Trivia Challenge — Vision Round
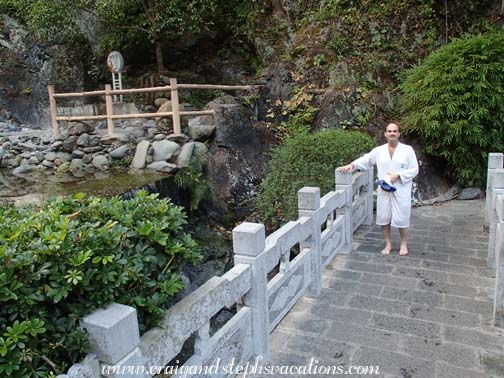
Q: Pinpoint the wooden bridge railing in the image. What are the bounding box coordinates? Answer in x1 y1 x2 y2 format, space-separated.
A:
47 79 253 138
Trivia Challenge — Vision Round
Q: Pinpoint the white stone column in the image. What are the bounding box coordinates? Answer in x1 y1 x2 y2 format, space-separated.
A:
233 222 270 361
363 168 374 226
81 303 147 378
335 169 353 254
488 169 504 270
486 153 504 228
494 210 504 327
298 187 322 298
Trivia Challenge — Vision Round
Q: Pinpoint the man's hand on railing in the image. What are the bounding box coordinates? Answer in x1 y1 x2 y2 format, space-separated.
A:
338 163 354 173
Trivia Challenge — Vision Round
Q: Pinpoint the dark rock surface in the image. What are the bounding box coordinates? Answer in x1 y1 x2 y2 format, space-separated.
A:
0 15 86 128
203 96 277 225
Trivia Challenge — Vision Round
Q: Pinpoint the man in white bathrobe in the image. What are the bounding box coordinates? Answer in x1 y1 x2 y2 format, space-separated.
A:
338 123 419 256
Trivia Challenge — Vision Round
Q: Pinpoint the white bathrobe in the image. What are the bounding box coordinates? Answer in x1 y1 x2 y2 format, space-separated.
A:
352 142 419 228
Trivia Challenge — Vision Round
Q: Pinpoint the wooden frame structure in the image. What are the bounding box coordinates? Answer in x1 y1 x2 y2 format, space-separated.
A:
47 78 252 137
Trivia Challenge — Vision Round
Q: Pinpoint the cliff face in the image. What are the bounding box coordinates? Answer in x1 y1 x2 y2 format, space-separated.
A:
0 15 86 129
247 0 501 133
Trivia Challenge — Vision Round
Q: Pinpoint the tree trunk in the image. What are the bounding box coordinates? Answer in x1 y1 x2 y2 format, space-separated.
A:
155 39 164 74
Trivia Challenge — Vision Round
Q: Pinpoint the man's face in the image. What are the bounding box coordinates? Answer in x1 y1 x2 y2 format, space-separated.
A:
384 123 400 142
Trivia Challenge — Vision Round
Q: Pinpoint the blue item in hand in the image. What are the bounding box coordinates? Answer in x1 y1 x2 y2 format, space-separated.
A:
377 180 397 192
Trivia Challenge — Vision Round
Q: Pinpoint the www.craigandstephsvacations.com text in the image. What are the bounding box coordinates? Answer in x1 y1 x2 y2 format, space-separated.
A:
101 356 380 377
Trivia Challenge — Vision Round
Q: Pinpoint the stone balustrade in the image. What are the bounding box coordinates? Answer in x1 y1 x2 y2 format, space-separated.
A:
486 152 504 327
57 167 374 378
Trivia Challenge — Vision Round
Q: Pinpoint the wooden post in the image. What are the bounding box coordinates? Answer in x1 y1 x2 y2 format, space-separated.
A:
105 84 114 135
47 85 60 138
170 78 181 135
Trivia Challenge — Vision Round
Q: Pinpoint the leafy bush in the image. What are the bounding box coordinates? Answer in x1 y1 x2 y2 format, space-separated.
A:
257 129 375 221
400 31 504 187
0 191 201 377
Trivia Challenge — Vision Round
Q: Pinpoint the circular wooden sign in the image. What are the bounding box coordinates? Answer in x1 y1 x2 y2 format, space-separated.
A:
107 51 124 73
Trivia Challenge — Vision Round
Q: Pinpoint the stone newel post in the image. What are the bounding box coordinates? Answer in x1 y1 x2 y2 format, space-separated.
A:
80 303 147 378
488 169 504 270
335 170 353 254
233 223 270 361
486 153 504 228
298 187 322 298
494 203 504 327
363 169 374 226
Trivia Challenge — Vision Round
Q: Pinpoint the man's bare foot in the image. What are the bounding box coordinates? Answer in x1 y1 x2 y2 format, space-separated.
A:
399 246 409 256
381 245 392 256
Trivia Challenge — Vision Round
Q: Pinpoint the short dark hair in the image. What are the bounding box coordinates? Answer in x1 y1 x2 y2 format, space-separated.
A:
385 122 401 132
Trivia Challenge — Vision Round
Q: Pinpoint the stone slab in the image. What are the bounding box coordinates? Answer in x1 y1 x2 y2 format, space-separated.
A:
371 313 441 339
352 346 435 378
443 326 504 352
409 304 480 328
381 287 444 306
325 321 402 352
347 295 410 316
401 335 479 369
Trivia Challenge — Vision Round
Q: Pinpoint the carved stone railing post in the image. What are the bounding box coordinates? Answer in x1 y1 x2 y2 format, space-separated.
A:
486 153 504 228
488 169 504 270
493 195 504 327
233 223 269 361
363 169 374 226
335 170 353 254
298 187 322 298
80 303 147 378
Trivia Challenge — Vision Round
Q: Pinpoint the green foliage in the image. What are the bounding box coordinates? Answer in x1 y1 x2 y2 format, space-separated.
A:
174 158 214 213
305 0 439 78
0 0 220 69
266 86 316 138
257 129 375 222
400 31 504 187
179 89 226 109
0 191 201 377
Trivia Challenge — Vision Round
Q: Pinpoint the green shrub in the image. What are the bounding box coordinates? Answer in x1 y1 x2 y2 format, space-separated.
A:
0 191 201 377
400 31 504 187
257 129 375 221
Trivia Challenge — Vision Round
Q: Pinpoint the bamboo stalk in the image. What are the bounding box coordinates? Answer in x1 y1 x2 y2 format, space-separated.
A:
110 110 215 119
177 84 253 90
170 78 181 135
47 85 60 137
55 110 215 122
105 84 114 134
53 90 106 98
51 84 253 99
56 115 108 121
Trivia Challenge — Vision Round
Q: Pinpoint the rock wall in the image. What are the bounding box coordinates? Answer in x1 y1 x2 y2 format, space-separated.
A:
0 15 86 129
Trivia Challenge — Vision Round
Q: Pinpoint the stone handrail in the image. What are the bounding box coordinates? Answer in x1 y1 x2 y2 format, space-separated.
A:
57 167 373 378
486 152 504 327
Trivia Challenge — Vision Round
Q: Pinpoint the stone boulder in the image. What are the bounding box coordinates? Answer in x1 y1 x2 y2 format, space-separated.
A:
68 122 95 136
100 133 130 145
152 140 180 161
109 145 130 159
92 155 109 170
188 116 216 142
177 142 195 168
146 161 179 173
131 140 150 169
